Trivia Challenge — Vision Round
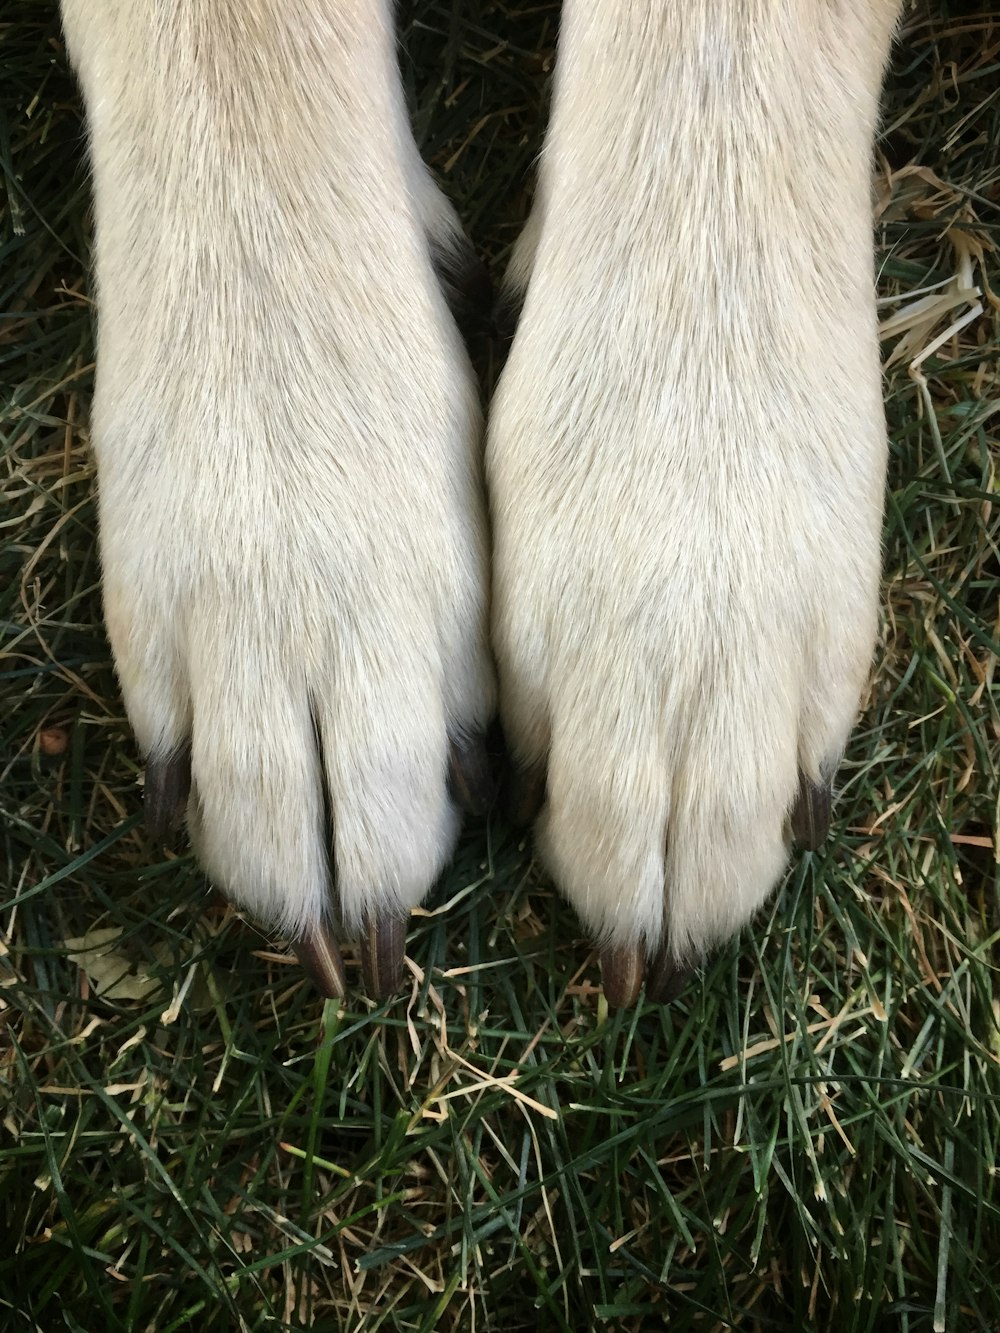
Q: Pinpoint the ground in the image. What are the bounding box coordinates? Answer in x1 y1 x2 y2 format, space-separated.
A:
1 2 999 1329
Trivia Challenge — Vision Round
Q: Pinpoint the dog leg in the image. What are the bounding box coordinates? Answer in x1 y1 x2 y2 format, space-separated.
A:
488 0 902 1001
62 0 495 998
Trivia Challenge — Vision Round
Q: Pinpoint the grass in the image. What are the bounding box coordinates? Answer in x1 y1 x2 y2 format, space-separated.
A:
2 1 999 1329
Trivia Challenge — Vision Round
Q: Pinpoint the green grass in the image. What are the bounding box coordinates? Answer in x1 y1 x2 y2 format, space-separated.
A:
2 1 999 1329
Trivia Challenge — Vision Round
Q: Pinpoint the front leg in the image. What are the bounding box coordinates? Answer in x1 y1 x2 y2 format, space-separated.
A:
489 0 902 1005
62 0 495 998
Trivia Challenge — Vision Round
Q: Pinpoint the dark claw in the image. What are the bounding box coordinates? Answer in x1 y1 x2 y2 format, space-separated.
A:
791 774 832 851
145 747 192 841
600 943 645 1010
360 912 407 1002
502 760 547 829
448 734 497 817
646 949 693 1005
294 924 347 1000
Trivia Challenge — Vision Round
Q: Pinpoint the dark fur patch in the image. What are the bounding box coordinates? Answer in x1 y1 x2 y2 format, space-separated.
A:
430 235 494 352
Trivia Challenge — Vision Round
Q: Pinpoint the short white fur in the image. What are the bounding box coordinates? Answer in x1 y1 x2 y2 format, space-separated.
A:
488 0 902 962
63 0 902 977
61 0 495 937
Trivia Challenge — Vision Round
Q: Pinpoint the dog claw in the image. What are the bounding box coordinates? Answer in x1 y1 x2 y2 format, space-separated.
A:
600 942 646 1009
360 912 407 1002
145 747 192 841
791 774 832 852
294 924 347 1000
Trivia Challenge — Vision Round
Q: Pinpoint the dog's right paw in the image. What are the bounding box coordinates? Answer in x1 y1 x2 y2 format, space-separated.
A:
487 0 898 1005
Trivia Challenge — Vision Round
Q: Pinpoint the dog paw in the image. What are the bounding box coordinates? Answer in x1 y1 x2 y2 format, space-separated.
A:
487 0 893 1003
68 2 495 998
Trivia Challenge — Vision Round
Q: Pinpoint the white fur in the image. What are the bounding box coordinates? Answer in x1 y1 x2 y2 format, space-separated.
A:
61 0 495 937
488 0 902 962
64 0 903 976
